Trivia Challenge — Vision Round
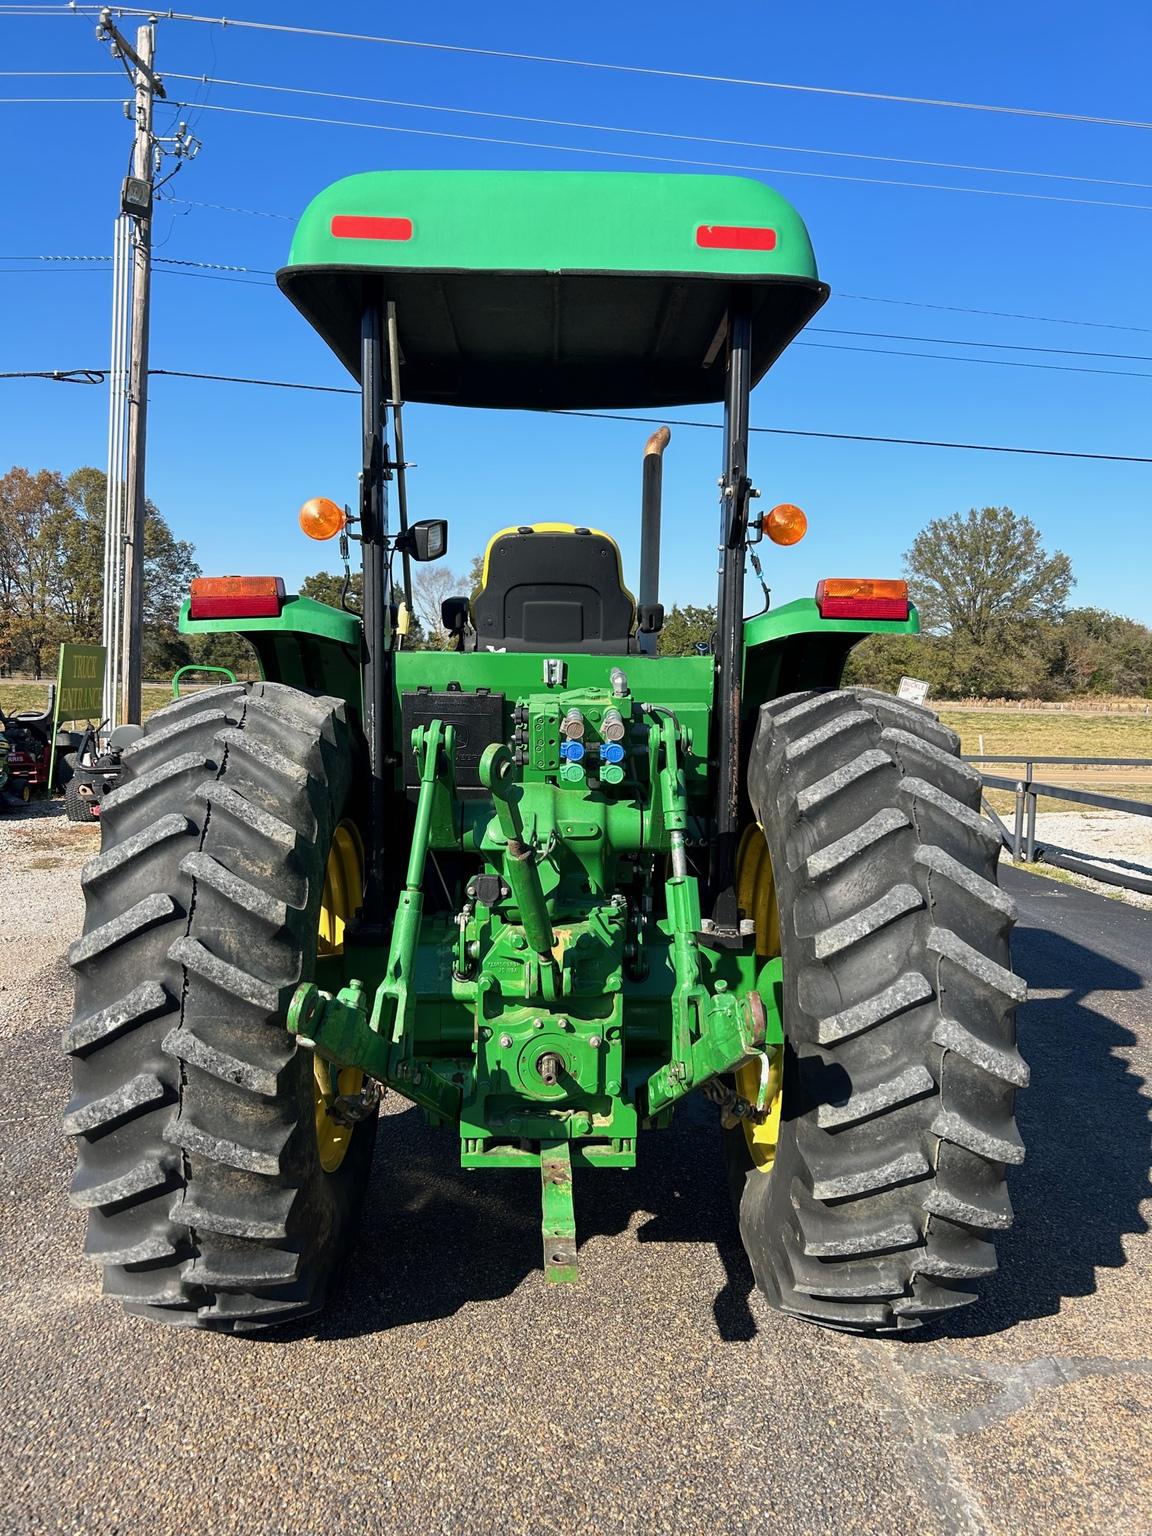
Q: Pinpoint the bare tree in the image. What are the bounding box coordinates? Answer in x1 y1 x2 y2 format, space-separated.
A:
411 564 465 647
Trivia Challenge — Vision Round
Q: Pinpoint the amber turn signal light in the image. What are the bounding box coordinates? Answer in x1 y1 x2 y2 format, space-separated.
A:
299 497 347 541
815 578 909 621
762 503 808 545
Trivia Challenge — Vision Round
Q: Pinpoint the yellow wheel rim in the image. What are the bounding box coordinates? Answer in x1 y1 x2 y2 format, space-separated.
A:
734 824 785 1174
313 822 366 1174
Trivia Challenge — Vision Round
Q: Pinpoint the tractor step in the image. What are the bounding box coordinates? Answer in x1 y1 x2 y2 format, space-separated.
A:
540 1140 579 1285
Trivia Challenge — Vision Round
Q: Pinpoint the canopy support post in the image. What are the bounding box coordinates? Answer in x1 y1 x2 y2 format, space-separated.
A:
358 303 391 931
385 301 414 617
708 299 754 939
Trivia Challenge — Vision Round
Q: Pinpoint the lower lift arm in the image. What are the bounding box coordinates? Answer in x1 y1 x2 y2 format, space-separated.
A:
288 719 462 1121
642 705 767 1115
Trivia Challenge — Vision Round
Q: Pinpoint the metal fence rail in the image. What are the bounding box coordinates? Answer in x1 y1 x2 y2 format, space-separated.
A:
964 755 1152 895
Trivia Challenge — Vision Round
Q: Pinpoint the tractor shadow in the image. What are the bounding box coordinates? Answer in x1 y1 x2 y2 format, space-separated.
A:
300 1091 757 1343
917 913 1150 1341
290 903 1149 1346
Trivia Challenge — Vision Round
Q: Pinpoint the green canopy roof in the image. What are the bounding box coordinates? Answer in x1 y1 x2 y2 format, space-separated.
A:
277 170 828 410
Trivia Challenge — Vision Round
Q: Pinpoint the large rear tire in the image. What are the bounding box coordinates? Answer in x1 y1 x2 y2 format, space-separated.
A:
730 687 1026 1332
65 682 377 1330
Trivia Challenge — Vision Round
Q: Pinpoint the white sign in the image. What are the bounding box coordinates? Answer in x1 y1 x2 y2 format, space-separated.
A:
897 676 930 706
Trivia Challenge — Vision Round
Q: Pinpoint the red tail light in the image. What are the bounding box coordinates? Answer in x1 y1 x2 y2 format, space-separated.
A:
190 577 285 620
816 578 909 621
696 225 777 251
330 215 413 241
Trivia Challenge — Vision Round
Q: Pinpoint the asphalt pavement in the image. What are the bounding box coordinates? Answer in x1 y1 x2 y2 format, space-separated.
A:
0 811 1149 1536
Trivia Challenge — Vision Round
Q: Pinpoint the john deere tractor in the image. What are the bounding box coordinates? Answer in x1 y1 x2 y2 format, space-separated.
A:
65 171 1025 1333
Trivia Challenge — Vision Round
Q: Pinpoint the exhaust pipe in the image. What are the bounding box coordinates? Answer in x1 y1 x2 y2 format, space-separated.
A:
638 425 671 656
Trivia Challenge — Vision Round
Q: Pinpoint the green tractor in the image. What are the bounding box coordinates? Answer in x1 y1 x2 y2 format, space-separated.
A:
65 171 1025 1333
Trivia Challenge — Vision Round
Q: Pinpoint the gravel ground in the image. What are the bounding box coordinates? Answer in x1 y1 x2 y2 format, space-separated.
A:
1024 813 1152 910
0 811 1149 1536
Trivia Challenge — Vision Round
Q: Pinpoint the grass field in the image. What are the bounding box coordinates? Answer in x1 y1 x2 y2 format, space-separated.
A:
937 708 1152 815
0 682 185 722
937 708 1152 760
5 685 1150 812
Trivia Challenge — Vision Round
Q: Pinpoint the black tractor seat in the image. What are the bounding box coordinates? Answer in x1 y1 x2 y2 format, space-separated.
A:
468 523 637 654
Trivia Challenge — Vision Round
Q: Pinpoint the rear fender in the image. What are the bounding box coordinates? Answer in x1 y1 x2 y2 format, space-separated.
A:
742 596 920 705
179 596 363 718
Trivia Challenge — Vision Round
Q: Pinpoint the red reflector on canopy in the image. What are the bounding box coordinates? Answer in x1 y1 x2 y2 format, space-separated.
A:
190 576 286 620
816 578 909 621
696 225 777 252
330 215 413 241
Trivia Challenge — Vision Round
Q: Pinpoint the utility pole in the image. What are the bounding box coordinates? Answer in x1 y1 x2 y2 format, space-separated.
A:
97 11 165 725
120 20 158 727
96 12 197 727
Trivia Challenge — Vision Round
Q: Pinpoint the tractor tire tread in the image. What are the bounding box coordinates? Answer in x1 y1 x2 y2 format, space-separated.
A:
65 681 374 1331
734 686 1024 1333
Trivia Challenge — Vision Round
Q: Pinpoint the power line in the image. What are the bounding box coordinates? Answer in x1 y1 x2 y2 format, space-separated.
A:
3 91 1148 210
21 6 1152 132
0 253 274 285
0 368 104 381
134 368 1152 460
8 253 1150 355
154 254 272 273
158 193 294 220
0 94 125 102
135 198 1152 339
8 360 1149 459
151 367 353 393
166 100 1152 213
1 252 110 260
163 72 1152 194
794 339 1152 379
809 327 1152 364
144 203 1152 339
0 262 273 285
22 88 1148 209
8 256 1151 359
564 411 1152 464
156 265 272 286
838 292 1152 335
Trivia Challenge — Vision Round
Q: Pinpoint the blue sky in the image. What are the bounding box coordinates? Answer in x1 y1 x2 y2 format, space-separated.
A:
2 1 1150 620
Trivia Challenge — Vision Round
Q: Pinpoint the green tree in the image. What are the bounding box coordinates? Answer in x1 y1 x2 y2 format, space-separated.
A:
658 603 715 656
141 507 200 677
58 466 107 640
300 569 363 610
841 633 948 695
299 567 428 645
1043 607 1152 698
183 629 260 680
0 464 202 679
0 467 73 675
904 507 1073 697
